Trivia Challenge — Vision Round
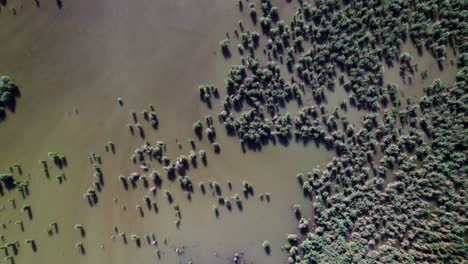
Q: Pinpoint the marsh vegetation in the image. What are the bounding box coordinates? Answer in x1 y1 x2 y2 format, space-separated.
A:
0 0 465 263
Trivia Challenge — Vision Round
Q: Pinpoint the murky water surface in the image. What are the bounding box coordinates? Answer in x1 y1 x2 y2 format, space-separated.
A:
0 0 458 263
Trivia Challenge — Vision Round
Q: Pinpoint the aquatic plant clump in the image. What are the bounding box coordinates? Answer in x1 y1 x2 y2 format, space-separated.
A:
0 75 19 117
0 174 17 189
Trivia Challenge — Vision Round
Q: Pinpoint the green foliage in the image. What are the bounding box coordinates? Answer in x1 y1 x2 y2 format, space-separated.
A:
290 71 468 262
0 76 18 105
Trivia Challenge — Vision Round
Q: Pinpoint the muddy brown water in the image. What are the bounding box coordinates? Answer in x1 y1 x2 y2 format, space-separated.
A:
0 0 459 263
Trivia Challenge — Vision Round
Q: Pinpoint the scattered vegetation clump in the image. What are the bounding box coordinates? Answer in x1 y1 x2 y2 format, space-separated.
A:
213 205 219 218
220 38 231 57
48 152 67 168
84 187 98 206
193 0 468 261
132 141 166 164
74 224 86 237
0 174 17 189
199 84 219 107
193 120 203 138
262 240 270 254
198 0 466 152
0 76 19 119
178 175 193 192
25 239 36 251
164 190 173 203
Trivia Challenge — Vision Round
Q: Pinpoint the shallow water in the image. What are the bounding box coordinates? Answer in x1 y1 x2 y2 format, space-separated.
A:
0 1 334 263
0 1 459 264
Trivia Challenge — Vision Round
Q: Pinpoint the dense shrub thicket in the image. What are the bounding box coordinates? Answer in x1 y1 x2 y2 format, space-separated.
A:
290 70 467 263
214 0 466 148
